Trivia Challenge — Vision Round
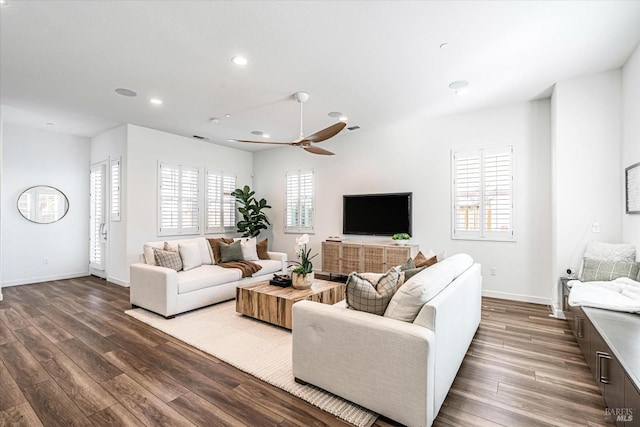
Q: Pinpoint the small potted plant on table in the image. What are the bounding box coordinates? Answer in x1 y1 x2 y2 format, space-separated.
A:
392 233 411 246
289 234 317 289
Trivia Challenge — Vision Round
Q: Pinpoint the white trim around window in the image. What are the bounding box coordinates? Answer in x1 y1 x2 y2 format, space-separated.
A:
285 169 315 233
451 144 516 242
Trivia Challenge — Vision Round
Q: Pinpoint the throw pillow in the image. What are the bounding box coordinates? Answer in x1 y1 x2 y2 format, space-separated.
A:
143 243 163 265
345 269 401 316
425 249 447 262
164 241 178 252
399 258 416 271
153 248 183 271
403 266 428 281
178 243 202 272
207 237 235 264
257 238 269 260
219 240 244 263
581 258 640 282
238 237 259 261
413 251 438 268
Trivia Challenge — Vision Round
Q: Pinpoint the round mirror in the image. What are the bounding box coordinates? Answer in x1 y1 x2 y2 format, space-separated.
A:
17 186 69 224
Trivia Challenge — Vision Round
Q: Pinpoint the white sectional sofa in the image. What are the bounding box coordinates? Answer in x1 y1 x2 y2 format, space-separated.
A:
292 254 482 427
130 237 287 318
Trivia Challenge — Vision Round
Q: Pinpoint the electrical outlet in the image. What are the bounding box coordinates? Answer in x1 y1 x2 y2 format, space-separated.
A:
490 267 496 276
43 258 48 265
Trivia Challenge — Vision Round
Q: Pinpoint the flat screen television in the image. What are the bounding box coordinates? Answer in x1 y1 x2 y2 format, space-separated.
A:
343 192 412 236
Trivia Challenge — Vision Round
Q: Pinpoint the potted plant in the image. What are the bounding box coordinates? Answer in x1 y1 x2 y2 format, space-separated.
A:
289 234 318 289
231 185 271 238
392 233 411 245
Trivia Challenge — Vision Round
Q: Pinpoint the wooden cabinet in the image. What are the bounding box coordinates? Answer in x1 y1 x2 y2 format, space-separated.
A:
321 241 419 275
563 282 640 427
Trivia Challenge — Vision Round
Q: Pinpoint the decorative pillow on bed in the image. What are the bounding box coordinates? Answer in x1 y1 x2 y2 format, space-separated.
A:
178 243 202 271
580 258 640 282
345 269 401 315
153 248 183 271
219 240 244 263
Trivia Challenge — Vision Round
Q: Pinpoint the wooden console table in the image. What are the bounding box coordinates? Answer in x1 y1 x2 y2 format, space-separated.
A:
321 241 419 275
236 280 345 329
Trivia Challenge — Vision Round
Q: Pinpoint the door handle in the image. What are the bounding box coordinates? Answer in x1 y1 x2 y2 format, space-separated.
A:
596 351 610 384
99 223 107 242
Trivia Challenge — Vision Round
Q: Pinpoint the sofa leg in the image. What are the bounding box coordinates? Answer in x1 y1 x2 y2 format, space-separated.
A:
131 304 139 309
294 377 308 386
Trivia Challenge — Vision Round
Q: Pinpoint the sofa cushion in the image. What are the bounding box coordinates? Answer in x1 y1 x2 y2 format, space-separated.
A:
179 243 202 272
345 269 401 316
257 238 269 260
164 237 213 265
177 265 242 294
220 240 243 263
238 237 259 261
384 253 473 322
153 248 183 271
208 237 235 264
581 258 640 282
252 259 282 276
143 242 164 265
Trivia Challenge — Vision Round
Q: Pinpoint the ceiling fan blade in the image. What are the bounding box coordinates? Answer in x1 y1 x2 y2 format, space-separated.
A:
235 139 295 145
304 146 335 155
304 122 347 143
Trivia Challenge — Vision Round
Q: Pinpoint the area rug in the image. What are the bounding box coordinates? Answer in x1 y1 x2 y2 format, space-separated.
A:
125 301 378 427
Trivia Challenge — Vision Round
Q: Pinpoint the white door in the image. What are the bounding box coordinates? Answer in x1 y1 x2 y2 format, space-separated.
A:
90 161 107 277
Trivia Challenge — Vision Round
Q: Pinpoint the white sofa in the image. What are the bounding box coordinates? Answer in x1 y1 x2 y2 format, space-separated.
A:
292 255 482 427
130 237 287 318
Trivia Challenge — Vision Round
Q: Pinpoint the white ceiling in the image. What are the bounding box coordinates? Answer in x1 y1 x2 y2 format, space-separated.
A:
1 1 640 151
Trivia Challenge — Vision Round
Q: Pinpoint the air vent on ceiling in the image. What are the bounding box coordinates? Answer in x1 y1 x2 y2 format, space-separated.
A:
347 125 360 131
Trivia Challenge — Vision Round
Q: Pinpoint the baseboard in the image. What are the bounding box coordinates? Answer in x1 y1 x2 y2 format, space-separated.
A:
107 276 130 287
1 271 89 287
482 289 552 306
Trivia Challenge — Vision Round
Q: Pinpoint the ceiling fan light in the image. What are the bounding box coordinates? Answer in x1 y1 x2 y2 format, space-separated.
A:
262 134 270 138
339 116 348 122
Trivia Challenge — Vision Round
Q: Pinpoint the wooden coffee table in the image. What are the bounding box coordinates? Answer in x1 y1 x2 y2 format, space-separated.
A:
236 279 345 329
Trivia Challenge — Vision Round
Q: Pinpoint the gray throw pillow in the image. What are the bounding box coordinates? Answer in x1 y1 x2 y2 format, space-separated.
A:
399 258 416 271
581 258 640 282
219 240 244 263
345 269 401 315
403 266 428 281
153 248 183 271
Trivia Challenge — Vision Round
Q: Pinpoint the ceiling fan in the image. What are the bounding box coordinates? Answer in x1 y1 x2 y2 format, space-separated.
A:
235 92 346 155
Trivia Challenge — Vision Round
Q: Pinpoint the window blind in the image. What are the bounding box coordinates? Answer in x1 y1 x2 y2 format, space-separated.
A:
285 169 314 232
110 158 120 221
205 169 236 233
158 163 200 236
90 167 103 264
452 145 515 241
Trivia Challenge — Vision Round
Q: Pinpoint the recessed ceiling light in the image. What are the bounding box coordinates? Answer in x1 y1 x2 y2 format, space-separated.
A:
262 134 270 139
115 88 137 97
231 56 248 66
210 117 221 124
225 114 231 118
449 80 470 95
328 111 342 118
150 98 163 105
251 130 263 136
0 0 8 6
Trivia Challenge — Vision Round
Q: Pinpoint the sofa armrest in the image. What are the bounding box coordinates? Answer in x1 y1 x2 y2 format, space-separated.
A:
267 251 287 273
292 301 435 427
129 263 179 317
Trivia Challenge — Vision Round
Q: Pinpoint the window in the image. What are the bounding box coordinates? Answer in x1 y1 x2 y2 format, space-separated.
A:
452 145 515 241
285 169 314 233
205 169 237 233
110 158 121 221
158 162 200 236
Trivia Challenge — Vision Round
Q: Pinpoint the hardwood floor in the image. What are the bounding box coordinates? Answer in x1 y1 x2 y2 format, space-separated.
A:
0 277 613 427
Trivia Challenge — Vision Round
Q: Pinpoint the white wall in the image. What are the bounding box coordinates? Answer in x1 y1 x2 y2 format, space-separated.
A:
551 69 623 312
254 100 553 304
1 123 90 286
123 125 254 282
622 43 640 253
91 125 128 285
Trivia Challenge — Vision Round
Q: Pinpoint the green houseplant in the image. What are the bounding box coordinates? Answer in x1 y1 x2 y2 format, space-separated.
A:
392 233 411 245
231 185 271 238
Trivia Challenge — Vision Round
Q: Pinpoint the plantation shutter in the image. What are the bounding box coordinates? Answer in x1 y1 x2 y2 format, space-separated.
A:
285 169 314 233
110 158 120 221
206 169 236 233
158 162 200 236
90 166 104 265
452 145 515 241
